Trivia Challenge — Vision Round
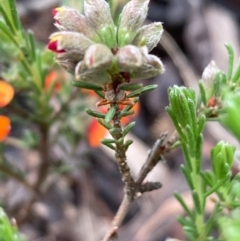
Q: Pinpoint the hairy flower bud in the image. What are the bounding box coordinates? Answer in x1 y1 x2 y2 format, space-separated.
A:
116 45 143 71
132 22 163 52
75 61 111 83
130 50 164 79
84 0 114 29
202 60 219 84
84 44 114 70
118 0 149 46
48 32 94 60
53 6 97 40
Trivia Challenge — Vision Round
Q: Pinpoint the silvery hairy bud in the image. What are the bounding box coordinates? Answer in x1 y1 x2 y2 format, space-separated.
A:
130 48 165 79
118 0 149 46
202 61 219 84
75 61 111 83
116 45 143 71
132 22 163 52
84 44 114 70
52 7 97 39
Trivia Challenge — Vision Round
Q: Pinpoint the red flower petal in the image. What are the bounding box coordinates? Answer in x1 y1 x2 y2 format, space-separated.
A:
52 8 58 17
47 40 65 53
0 115 11 142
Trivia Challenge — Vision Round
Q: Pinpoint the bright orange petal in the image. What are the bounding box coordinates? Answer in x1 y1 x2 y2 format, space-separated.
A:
44 71 62 93
0 115 11 142
88 118 107 147
0 81 14 108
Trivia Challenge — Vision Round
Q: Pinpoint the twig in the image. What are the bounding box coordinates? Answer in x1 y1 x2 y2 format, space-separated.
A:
0 162 35 192
17 123 50 223
102 195 130 241
102 132 179 241
111 103 136 200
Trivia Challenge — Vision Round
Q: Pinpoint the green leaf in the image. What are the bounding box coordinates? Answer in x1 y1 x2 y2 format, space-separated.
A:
198 80 207 106
96 118 112 129
192 190 202 214
124 139 133 151
232 59 240 83
28 30 36 61
120 83 143 91
205 204 221 235
94 90 105 98
197 115 206 135
109 127 121 136
105 106 116 123
0 5 14 32
126 84 158 98
204 173 230 198
122 122 135 137
119 110 134 118
8 0 20 31
101 140 116 150
72 81 103 90
174 192 194 218
86 108 106 118
225 43 234 81
181 165 194 190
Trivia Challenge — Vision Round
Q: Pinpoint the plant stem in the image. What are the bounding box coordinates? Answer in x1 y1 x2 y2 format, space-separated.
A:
111 103 136 200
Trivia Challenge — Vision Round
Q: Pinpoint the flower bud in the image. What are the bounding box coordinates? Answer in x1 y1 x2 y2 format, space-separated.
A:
75 61 111 83
130 51 164 79
55 53 80 73
118 0 149 46
48 32 94 59
132 22 163 52
52 6 97 39
202 61 219 85
84 0 114 30
211 141 235 179
84 44 114 70
116 45 143 71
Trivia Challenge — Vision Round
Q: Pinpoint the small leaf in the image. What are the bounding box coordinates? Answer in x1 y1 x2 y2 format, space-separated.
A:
198 80 207 106
119 110 134 118
181 165 194 190
109 127 121 136
124 139 133 151
96 118 112 129
120 83 143 91
174 192 194 218
192 190 202 214
204 173 230 198
225 43 234 81
101 140 116 150
94 90 105 98
122 121 135 137
72 81 103 90
232 60 240 83
86 108 106 118
127 84 158 98
105 106 116 123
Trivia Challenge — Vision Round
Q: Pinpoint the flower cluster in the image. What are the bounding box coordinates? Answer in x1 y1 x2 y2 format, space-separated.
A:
0 81 14 142
48 0 164 85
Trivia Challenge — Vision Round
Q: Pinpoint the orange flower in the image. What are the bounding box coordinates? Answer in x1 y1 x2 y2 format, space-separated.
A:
0 80 14 142
44 71 62 93
88 102 140 147
0 115 11 142
0 81 14 108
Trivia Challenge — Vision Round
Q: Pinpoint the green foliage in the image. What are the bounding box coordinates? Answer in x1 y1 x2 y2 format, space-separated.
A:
0 207 25 241
167 45 240 241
